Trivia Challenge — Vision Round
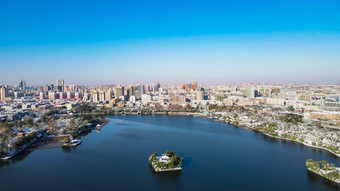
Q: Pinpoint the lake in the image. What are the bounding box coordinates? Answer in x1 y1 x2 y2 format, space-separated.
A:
1 115 340 191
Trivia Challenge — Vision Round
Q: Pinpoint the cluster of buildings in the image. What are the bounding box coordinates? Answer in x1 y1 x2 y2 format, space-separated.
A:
1 79 340 123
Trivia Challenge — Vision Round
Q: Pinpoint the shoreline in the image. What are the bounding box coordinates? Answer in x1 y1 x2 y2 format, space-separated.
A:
3 113 338 160
259 130 340 158
96 119 110 130
0 134 42 160
109 112 340 158
224 120 340 158
307 168 340 184
150 162 182 172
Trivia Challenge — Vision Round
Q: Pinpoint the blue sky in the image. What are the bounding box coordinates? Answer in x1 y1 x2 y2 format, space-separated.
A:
0 0 340 85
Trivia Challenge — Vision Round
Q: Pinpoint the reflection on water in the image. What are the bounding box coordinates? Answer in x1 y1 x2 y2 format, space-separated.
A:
306 169 340 190
1 115 340 191
115 123 132 126
306 170 320 183
0 150 32 168
61 146 77 153
149 165 182 180
322 179 340 191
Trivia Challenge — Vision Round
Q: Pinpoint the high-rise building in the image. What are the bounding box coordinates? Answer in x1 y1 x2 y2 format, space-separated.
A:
192 82 198 91
69 85 75 92
182 84 190 93
196 91 203 100
115 86 124 99
0 86 9 100
135 85 144 99
126 86 134 100
56 79 65 92
44 84 54 92
244 87 255 98
44 84 49 92
144 84 149 92
39 92 44 99
75 92 80 99
99 91 105 101
92 90 98 102
59 92 64 99
18 78 26 91
155 82 161 92
105 90 112 101
48 92 56 100
141 94 151 105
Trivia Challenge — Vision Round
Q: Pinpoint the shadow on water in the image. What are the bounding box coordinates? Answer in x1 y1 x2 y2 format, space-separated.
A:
61 146 77 153
306 170 320 183
322 179 340 191
306 170 340 190
0 150 32 168
149 165 182 181
115 123 132 126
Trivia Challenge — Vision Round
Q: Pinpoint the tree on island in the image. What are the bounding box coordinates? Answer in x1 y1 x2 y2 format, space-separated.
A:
149 151 183 170
165 150 175 157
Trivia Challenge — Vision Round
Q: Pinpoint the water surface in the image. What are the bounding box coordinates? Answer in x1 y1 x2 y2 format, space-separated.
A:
1 115 339 191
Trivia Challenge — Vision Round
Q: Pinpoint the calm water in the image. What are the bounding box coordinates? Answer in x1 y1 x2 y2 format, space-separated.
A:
1 115 340 191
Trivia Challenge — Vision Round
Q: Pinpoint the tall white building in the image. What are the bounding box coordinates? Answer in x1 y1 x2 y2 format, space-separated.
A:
244 87 255 98
48 92 56 100
92 90 98 102
56 79 65 92
105 90 112 101
99 91 105 101
196 91 204 100
141 94 151 105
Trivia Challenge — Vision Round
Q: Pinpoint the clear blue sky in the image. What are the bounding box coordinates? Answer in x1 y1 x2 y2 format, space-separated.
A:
1 0 340 85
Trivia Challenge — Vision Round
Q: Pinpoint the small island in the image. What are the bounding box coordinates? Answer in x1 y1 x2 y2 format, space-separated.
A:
306 159 340 184
148 151 183 172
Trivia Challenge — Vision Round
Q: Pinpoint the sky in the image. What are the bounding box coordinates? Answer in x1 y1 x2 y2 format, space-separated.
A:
0 0 340 86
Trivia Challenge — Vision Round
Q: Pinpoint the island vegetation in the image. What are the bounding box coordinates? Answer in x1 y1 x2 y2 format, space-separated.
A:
306 159 340 184
148 151 183 172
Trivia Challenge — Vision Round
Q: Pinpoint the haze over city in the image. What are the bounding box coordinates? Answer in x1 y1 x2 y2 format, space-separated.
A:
1 0 340 85
2 1 340 190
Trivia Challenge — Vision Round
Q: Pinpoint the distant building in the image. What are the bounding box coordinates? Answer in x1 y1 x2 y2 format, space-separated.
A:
75 92 80 99
48 91 56 100
271 88 280 95
44 84 54 92
142 94 151 105
135 85 144 99
196 91 203 100
18 78 26 91
59 92 64 99
105 90 112 101
244 87 255 98
56 79 65 92
172 94 186 103
92 90 98 102
99 91 105 101
125 86 134 101
192 82 198 91
0 86 9 100
130 95 136 103
182 84 190 93
115 86 124 99
39 92 44 99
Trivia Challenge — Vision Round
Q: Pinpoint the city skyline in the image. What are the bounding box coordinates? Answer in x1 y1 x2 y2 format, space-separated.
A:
1 1 340 85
